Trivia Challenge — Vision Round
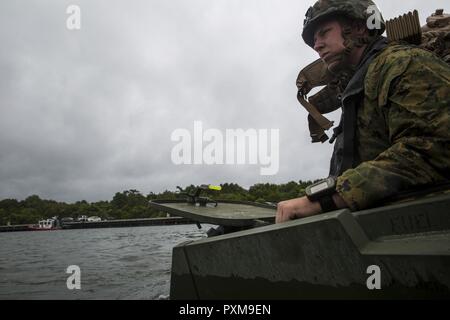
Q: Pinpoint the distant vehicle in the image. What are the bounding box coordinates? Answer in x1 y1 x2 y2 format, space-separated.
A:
87 216 101 222
28 217 60 231
77 215 88 222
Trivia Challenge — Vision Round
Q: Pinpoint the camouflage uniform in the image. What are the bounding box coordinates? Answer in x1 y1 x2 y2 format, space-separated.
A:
336 43 450 210
301 0 450 211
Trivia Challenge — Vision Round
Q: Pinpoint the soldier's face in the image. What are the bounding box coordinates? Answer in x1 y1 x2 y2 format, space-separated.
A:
313 20 346 71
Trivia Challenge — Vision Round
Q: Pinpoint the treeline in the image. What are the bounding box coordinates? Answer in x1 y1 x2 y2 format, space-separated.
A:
0 181 317 225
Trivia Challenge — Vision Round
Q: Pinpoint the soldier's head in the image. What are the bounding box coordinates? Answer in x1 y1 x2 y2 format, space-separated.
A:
302 0 385 73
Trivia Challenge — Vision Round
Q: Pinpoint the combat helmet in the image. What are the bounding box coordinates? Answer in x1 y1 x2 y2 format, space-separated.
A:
302 0 386 47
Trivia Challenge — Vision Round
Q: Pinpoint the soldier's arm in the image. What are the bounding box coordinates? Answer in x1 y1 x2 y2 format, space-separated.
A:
336 50 450 210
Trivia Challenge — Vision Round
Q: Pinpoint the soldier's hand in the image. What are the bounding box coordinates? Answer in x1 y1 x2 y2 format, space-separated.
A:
276 196 321 223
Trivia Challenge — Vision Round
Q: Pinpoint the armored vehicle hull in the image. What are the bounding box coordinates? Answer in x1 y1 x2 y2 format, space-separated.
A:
170 193 450 299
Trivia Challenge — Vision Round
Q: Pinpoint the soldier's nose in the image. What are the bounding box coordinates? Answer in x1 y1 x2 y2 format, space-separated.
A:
314 39 325 53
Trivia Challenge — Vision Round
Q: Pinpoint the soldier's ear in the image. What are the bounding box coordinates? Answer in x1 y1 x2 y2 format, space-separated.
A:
352 20 369 36
336 17 354 36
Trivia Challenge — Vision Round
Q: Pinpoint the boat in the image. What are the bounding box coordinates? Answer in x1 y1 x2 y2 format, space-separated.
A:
150 185 450 299
28 217 61 231
87 216 102 222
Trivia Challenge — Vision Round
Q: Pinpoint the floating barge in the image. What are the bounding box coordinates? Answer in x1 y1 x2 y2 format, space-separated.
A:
62 217 194 229
0 216 194 232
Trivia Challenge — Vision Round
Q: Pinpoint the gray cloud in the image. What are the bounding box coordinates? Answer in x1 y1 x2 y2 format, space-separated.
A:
0 0 446 202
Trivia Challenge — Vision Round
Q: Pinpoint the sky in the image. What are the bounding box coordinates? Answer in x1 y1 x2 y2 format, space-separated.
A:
0 0 447 202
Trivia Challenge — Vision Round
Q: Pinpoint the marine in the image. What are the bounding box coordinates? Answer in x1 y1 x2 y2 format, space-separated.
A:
276 0 450 222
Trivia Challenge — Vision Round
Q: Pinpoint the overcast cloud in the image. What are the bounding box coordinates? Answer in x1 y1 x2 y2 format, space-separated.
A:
0 0 447 202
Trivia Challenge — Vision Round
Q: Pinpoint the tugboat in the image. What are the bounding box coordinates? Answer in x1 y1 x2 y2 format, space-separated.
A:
28 217 61 231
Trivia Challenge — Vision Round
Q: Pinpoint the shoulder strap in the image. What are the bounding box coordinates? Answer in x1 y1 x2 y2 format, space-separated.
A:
296 59 335 143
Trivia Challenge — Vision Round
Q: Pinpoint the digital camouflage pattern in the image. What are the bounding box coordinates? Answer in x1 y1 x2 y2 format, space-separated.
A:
421 9 450 64
302 0 385 47
336 44 450 210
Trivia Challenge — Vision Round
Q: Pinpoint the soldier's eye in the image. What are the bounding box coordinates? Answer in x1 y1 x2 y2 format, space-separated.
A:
320 28 331 37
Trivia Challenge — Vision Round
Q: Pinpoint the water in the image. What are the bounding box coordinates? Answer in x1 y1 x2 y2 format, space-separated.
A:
0 224 208 299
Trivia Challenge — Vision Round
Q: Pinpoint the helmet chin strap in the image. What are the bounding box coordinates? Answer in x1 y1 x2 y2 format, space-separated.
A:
326 25 374 92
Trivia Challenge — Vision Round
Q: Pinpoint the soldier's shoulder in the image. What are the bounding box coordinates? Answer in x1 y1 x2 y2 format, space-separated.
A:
365 44 446 94
365 44 440 104
369 43 444 75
